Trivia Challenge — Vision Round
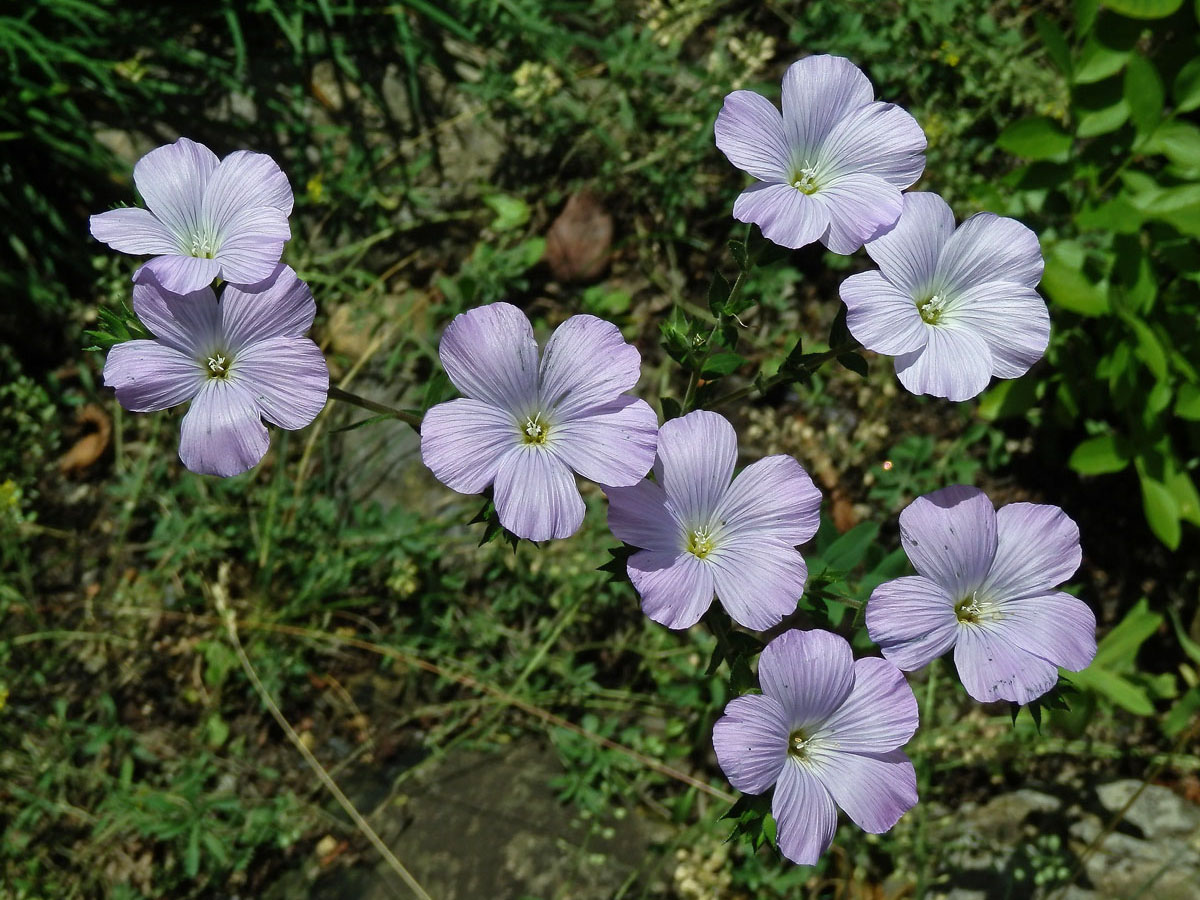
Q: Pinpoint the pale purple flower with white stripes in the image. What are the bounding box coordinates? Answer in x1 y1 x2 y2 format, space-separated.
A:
714 54 926 253
420 302 658 542
90 137 293 294
713 629 918 865
840 191 1049 401
103 265 328 477
604 410 821 632
865 485 1096 705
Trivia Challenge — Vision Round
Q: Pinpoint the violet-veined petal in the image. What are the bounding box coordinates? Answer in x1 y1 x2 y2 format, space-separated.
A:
132 137 218 239
135 254 222 296
711 694 790 795
820 101 926 188
550 395 657 488
179 378 270 477
709 536 806 632
813 172 903 255
772 760 839 866
809 748 917 833
130 277 222 356
865 575 959 671
626 550 714 630
781 55 873 153
980 502 1082 602
893 320 993 401
493 445 585 541
937 212 1044 294
715 455 822 546
231 336 328 429
539 315 643 420
714 90 792 182
202 149 294 231
954 625 1059 705
898 486 996 599
840 270 930 356
732 182 830 250
863 192 955 293
211 206 290 287
950 282 1050 380
220 266 316 347
420 399 520 495
998 591 1097 672
89 208 181 256
653 410 737 524
817 657 918 753
605 479 683 553
758 629 854 729
438 302 540 413
103 340 204 412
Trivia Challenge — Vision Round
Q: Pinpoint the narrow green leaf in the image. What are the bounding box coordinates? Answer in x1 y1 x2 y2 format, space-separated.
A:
1174 382 1200 420
1124 55 1164 136
1041 244 1110 315
1094 597 1162 668
997 117 1073 161
1069 434 1132 474
1138 469 1182 548
1076 99 1130 137
1072 666 1155 715
1173 57 1200 112
821 522 881 573
1073 37 1129 84
1034 14 1073 76
1164 686 1200 736
1102 0 1183 18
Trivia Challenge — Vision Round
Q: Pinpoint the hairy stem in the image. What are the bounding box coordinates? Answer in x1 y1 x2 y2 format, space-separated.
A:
327 384 422 429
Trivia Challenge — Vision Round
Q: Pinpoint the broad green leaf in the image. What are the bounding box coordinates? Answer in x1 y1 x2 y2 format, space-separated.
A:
1069 433 1131 474
1076 0 1101 31
1076 99 1130 137
482 194 530 231
1174 57 1200 112
1094 597 1162 668
1164 686 1200 736
977 376 1038 421
1167 608 1200 666
996 117 1072 161
1102 0 1183 17
1124 55 1164 136
1167 467 1200 526
1144 121 1200 168
1076 196 1144 233
1034 14 1073 76
1138 468 1182 548
1040 243 1110 315
1121 313 1168 379
821 521 880 573
1071 666 1155 715
1175 382 1200 419
1073 37 1129 84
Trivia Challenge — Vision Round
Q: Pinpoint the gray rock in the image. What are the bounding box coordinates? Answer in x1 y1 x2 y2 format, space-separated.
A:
1095 779 1200 840
1070 810 1200 900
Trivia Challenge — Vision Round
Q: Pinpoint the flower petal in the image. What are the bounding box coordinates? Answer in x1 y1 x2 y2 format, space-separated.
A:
654 410 737 525
820 101 926 188
421 399 521 495
898 486 997 599
493 445 584 541
626 550 714 630
950 282 1050 380
130 276 222 356
937 212 1044 294
981 502 1082 601
709 537 807 632
865 575 960 671
134 254 223 295
540 315 643 420
781 55 873 154
954 624 1059 705
220 265 316 347
178 378 270 477
712 694 790 795
104 340 204 412
715 90 792 182
863 192 955 294
715 455 822 546
89 208 180 256
551 395 658 487
230 336 328 429
212 206 291 287
758 629 854 730
438 302 540 413
893 321 993 401
810 748 917 833
132 138 219 239
772 760 838 866
605 479 683 552
202 149 294 230
818 657 918 753
840 270 929 356
813 172 903 255
997 591 1097 672
732 182 829 250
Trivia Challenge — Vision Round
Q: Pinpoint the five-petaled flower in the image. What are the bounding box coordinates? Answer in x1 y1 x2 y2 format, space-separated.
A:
714 54 926 253
840 191 1049 401
420 302 659 542
90 137 293 295
103 265 329 477
713 629 919 865
865 485 1096 705
604 410 821 631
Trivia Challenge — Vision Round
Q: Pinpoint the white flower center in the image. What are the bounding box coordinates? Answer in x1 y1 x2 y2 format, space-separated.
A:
791 160 819 195
207 353 227 374
189 231 219 259
202 349 233 379
521 413 549 445
917 292 950 324
955 591 1000 625
788 729 816 761
686 525 717 559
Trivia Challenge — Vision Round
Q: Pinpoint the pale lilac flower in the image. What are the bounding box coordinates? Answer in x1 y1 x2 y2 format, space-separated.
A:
713 629 918 865
90 137 293 295
104 265 328 477
714 54 926 253
865 485 1096 705
840 191 1049 401
604 410 821 631
420 302 658 542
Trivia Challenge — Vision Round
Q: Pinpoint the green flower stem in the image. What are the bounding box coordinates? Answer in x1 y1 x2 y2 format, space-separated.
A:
327 385 423 428
914 658 940 899
708 340 862 409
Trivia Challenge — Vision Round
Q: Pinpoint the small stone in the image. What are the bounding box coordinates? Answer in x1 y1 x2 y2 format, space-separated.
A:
1095 780 1200 840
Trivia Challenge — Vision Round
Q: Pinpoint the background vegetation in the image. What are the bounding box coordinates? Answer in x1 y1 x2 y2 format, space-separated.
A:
2 0 1199 897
